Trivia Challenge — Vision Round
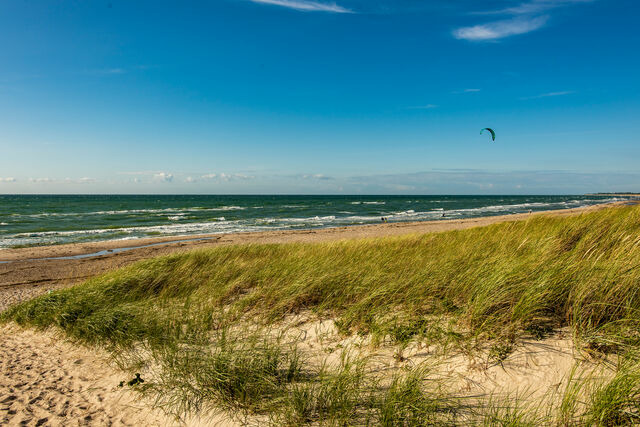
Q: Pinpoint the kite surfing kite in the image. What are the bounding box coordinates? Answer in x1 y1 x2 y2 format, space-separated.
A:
480 128 496 141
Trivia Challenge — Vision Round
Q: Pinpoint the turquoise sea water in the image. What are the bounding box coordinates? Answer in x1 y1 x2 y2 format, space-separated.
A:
0 195 625 249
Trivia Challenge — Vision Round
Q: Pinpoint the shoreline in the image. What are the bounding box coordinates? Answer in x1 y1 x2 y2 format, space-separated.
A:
0 200 627 262
0 201 630 312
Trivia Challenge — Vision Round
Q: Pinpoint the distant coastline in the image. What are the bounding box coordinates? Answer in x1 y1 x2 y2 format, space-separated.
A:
586 193 640 197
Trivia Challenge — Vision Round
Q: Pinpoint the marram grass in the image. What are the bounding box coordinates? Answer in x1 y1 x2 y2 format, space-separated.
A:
4 204 640 424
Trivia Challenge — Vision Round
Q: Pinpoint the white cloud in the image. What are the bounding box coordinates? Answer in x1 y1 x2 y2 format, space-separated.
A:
27 177 97 184
185 176 197 183
453 15 549 41
153 172 174 182
119 171 157 176
221 173 254 181
301 173 334 180
201 173 255 181
457 0 594 41
520 90 574 99
64 177 96 184
0 177 16 183
249 0 352 13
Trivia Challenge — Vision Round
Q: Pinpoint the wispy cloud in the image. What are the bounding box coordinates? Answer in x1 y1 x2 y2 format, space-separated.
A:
90 65 152 76
64 177 97 184
407 104 439 110
200 173 255 181
300 173 334 180
248 0 352 13
102 68 126 74
520 90 574 99
475 0 594 16
0 177 16 183
455 0 594 41
454 15 549 41
119 170 158 176
26 177 97 184
453 88 481 94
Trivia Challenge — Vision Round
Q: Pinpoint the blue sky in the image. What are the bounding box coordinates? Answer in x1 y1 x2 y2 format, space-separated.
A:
0 0 638 194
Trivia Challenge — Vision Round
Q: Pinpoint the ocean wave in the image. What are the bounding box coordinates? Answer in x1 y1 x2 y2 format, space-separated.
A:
343 215 387 222
393 210 416 216
19 206 248 218
261 215 337 224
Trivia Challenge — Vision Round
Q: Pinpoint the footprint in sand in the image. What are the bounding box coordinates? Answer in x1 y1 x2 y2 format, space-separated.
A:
1 395 17 404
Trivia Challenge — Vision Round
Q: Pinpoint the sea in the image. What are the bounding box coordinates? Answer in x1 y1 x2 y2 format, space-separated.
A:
0 195 626 249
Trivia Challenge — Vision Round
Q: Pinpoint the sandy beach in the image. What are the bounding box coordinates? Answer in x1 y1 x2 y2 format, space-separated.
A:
0 201 629 425
0 324 173 426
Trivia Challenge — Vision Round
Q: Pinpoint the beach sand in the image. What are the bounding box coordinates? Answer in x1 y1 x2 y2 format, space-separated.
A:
0 324 172 426
0 201 627 425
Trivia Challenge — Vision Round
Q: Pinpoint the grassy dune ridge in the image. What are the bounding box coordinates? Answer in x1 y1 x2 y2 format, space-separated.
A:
4 205 640 424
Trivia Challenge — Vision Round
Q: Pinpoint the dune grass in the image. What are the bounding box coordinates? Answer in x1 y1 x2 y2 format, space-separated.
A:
4 204 640 424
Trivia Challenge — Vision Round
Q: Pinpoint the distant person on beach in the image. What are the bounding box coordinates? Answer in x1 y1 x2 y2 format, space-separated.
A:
442 212 446 218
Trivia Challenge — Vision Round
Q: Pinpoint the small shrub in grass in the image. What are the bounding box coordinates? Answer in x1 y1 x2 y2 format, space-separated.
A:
488 342 514 365
523 321 554 340
387 317 430 346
